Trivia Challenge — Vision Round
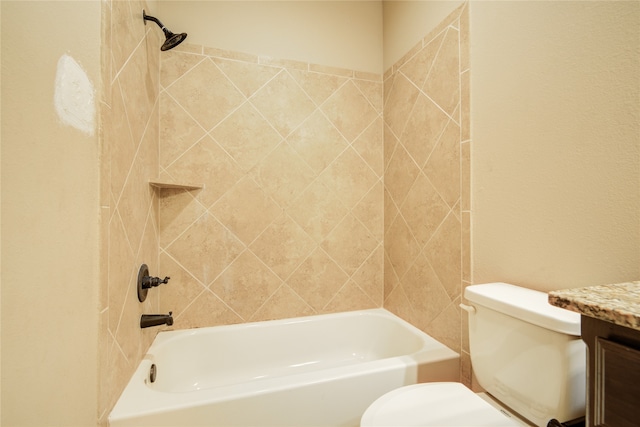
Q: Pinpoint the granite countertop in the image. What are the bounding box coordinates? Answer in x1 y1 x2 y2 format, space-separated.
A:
548 281 640 331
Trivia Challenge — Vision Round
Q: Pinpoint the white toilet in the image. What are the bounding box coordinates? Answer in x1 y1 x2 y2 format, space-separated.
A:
361 283 586 427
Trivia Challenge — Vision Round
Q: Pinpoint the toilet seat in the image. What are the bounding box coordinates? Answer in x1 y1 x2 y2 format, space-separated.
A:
360 382 524 427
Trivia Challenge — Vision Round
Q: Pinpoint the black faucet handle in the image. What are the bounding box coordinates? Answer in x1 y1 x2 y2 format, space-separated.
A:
142 275 171 289
137 265 171 302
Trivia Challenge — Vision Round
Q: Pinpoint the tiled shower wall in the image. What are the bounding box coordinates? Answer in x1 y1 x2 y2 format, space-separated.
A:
156 45 385 327
99 1 470 422
99 0 162 423
382 3 471 385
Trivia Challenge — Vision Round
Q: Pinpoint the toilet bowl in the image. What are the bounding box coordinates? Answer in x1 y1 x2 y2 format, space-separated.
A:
360 382 529 426
360 283 585 427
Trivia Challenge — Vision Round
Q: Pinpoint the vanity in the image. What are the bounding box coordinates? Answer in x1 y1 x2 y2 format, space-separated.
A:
549 281 640 427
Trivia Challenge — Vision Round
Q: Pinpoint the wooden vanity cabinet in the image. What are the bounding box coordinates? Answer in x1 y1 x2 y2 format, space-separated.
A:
581 315 640 427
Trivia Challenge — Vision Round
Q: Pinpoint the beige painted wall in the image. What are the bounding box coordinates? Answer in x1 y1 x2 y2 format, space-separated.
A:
1 1 100 425
156 0 383 73
470 1 640 292
382 0 463 71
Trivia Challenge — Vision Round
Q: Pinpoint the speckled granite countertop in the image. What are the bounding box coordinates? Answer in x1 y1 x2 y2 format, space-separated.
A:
548 281 640 331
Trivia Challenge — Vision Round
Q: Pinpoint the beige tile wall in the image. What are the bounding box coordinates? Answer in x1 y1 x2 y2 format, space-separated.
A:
382 3 470 385
156 45 384 328
99 1 470 422
99 0 162 423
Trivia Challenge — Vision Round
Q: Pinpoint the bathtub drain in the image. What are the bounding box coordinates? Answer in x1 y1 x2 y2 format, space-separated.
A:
149 364 157 383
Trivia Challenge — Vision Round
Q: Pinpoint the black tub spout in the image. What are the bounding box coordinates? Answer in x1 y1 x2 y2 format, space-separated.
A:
140 312 173 328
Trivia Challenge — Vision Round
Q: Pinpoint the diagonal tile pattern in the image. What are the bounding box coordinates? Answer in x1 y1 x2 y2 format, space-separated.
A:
100 0 164 422
321 81 380 142
158 46 384 326
210 177 282 245
101 3 470 421
166 58 245 131
250 142 317 209
209 102 282 173
383 4 470 362
250 70 317 138
288 111 349 175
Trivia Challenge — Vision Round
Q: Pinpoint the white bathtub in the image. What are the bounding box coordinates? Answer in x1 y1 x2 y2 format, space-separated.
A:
109 308 459 427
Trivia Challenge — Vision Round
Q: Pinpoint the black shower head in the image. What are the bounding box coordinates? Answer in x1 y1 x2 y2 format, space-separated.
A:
143 10 187 51
161 31 188 51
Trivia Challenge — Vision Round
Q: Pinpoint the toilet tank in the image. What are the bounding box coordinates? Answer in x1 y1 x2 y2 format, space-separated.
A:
465 283 585 427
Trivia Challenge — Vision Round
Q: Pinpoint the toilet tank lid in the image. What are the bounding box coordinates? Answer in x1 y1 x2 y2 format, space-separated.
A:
465 283 581 336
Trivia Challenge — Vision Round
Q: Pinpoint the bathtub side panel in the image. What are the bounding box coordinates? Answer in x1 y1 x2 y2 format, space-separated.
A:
110 354 460 427
110 364 411 427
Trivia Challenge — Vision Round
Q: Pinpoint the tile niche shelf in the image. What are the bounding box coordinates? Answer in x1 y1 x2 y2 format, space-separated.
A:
148 180 203 190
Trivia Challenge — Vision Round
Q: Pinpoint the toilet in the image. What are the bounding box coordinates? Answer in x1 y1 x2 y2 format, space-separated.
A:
361 283 586 427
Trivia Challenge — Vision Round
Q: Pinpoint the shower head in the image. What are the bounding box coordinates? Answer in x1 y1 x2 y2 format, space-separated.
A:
142 10 187 51
161 31 188 51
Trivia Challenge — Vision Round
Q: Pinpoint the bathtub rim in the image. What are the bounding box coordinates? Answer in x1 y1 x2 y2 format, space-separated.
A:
151 307 426 346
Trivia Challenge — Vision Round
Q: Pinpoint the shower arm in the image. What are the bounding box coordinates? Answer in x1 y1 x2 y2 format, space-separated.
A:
143 10 170 36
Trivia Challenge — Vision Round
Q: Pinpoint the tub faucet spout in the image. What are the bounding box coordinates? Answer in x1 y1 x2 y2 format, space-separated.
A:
140 312 173 328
